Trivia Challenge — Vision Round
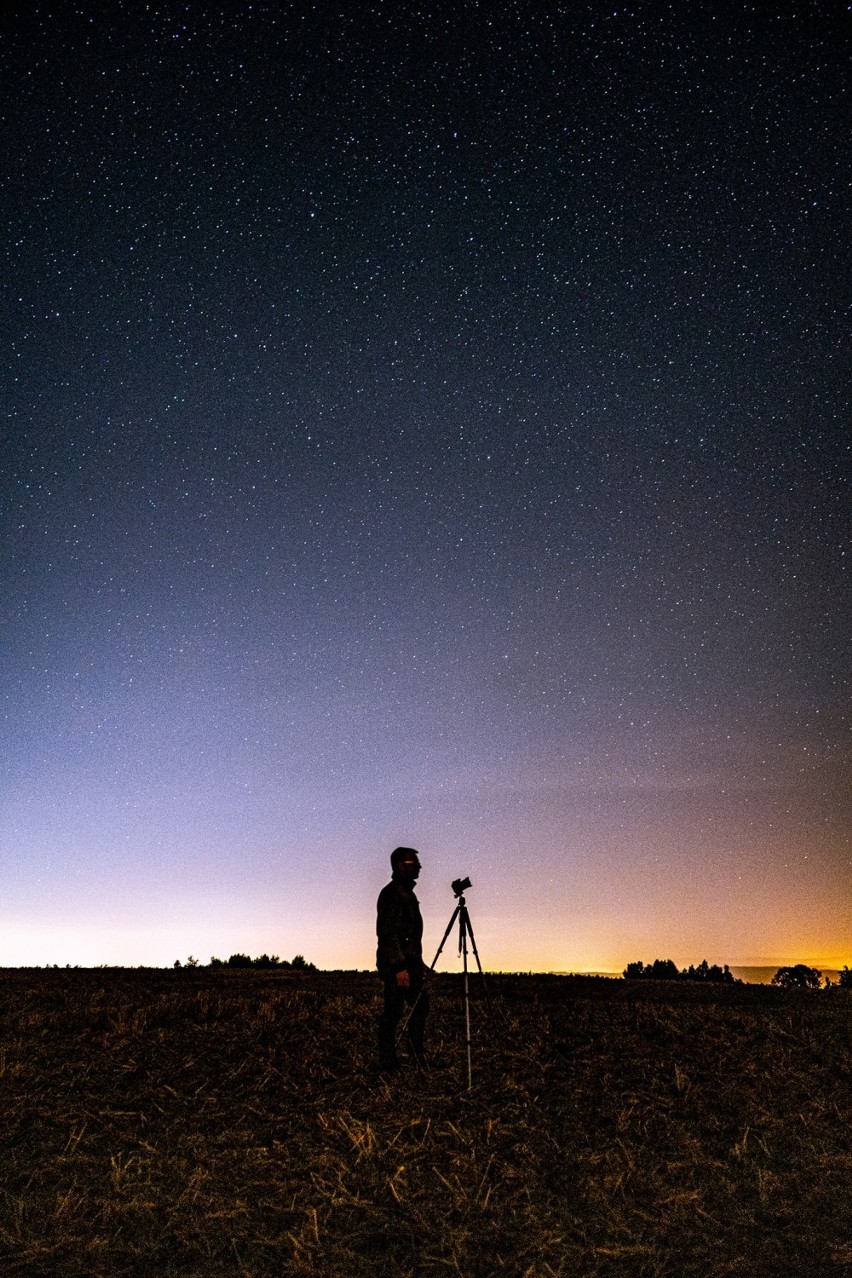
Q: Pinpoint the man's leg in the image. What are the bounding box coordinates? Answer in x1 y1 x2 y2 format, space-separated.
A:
378 976 403 1070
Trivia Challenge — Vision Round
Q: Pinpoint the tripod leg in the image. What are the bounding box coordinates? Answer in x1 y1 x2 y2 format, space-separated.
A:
399 985 423 1035
405 982 429 1067
460 905 491 1015
461 914 472 1089
428 904 461 972
400 902 461 1039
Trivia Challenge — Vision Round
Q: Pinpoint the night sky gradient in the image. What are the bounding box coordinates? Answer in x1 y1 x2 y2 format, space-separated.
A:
2 1 849 972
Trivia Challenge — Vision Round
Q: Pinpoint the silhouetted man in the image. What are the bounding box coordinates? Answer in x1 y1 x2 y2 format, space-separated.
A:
376 846 429 1071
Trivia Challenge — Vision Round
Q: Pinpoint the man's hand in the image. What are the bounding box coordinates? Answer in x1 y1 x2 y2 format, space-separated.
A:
395 969 410 988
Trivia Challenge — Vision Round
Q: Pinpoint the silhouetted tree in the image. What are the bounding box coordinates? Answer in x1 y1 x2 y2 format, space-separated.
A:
623 958 680 981
205 952 313 970
683 960 737 984
838 966 852 989
771 964 822 989
624 958 738 983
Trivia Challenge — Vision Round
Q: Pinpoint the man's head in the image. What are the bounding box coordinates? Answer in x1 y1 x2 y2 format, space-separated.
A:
391 846 421 881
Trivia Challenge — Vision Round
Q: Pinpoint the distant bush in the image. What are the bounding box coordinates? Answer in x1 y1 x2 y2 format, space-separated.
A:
682 960 737 984
624 959 680 981
771 964 822 989
623 958 737 983
203 954 316 971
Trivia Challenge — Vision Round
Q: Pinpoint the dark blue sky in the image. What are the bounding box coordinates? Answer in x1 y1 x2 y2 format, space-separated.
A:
2 1 848 970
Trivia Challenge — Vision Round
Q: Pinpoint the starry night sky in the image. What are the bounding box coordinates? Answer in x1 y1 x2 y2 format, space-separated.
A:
2 1 849 972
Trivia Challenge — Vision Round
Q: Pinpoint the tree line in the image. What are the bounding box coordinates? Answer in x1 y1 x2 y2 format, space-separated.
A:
174 954 317 970
770 964 851 989
623 959 738 983
623 959 852 989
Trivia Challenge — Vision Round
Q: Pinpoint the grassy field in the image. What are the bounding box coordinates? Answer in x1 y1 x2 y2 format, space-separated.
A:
1 969 850 1277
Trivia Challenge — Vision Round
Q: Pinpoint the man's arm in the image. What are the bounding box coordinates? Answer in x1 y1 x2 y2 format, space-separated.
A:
377 886 409 978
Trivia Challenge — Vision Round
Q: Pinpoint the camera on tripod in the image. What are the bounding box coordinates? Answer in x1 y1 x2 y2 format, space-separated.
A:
451 876 472 897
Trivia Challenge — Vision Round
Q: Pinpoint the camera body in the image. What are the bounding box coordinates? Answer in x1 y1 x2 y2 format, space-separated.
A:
451 875 472 897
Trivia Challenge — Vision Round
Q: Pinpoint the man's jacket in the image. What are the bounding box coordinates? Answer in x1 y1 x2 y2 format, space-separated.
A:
376 873 424 978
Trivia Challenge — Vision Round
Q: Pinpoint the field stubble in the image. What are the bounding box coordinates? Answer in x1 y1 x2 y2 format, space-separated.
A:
1 970 849 1277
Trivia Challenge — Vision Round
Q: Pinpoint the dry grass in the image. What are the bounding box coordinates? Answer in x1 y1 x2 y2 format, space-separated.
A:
1 970 849 1276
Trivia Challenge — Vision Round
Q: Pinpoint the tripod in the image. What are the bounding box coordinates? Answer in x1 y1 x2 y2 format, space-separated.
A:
422 887 490 1089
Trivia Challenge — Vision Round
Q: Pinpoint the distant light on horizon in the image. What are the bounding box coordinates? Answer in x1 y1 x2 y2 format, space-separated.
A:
2 900 848 976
